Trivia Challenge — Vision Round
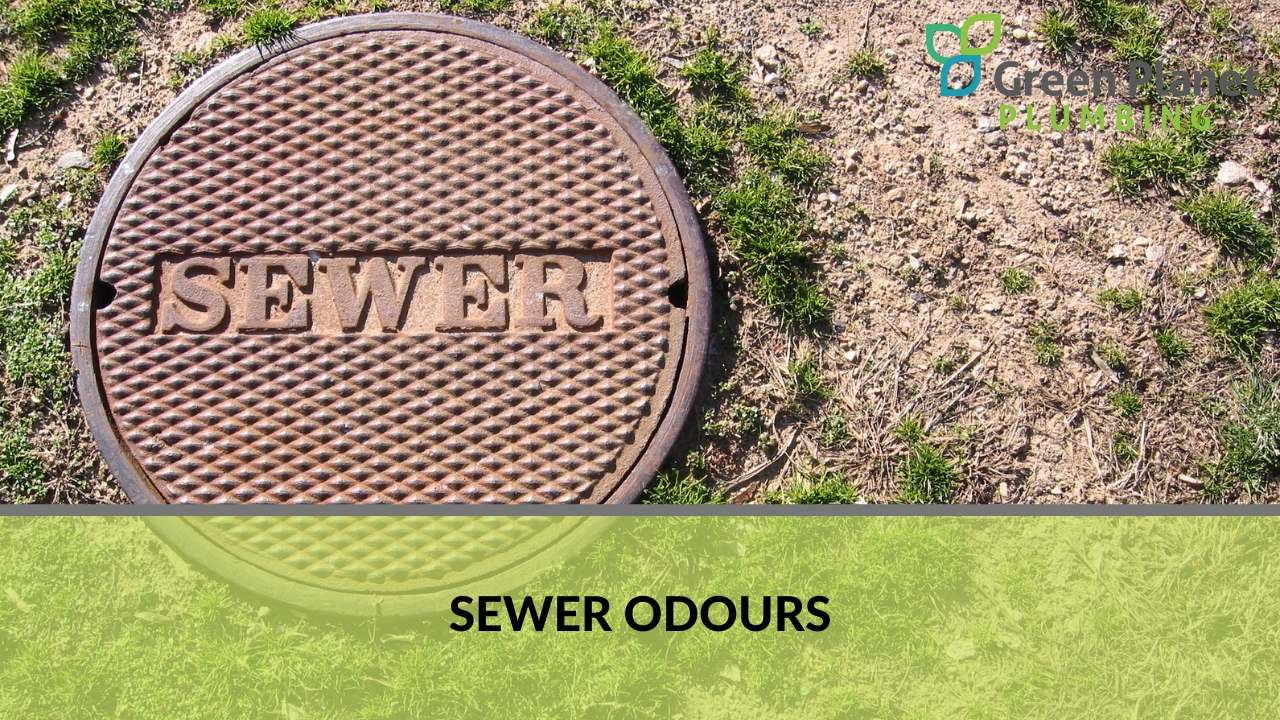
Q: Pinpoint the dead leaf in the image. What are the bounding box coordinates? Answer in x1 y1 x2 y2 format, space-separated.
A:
796 120 830 134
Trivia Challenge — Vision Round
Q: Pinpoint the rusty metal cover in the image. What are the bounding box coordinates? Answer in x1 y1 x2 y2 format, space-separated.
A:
144 516 610 615
71 14 709 504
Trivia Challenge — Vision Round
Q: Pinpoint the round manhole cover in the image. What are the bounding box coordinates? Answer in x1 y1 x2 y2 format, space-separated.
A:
71 14 709 504
145 516 610 616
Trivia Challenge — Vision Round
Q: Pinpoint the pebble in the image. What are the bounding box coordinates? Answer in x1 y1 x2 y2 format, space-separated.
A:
1145 245 1167 264
911 292 929 305
885 187 905 202
754 44 779 70
980 301 1003 313
55 150 91 171
1012 28 1028 41
1015 161 1032 178
1215 160 1251 186
896 33 912 46
1047 131 1063 147
855 79 869 93
954 194 969 216
982 130 1006 146
1108 244 1127 262
83 86 94 100
1255 123 1272 138
882 48 898 61
0 183 18 204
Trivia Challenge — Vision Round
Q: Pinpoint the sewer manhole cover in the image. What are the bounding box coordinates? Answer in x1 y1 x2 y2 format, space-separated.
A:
71 14 709 503
145 516 610 616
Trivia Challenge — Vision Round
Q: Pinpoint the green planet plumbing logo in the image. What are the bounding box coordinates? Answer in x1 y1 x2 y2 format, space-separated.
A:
926 13 1003 97
926 12 1262 133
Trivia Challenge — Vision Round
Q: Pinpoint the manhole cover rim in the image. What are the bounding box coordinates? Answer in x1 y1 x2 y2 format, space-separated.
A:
70 12 710 504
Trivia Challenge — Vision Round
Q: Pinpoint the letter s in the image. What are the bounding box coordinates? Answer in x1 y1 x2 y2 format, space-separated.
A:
450 596 474 631
805 596 830 632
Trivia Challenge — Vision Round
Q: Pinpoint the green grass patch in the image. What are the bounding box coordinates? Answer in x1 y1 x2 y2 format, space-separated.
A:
739 111 827 190
196 0 245 21
843 47 888 81
1038 10 1079 53
1100 286 1144 315
679 42 749 107
1029 320 1064 366
0 423 47 503
1100 132 1209 195
0 0 172 130
1178 189 1275 261
892 417 959 504
1203 278 1280 356
1098 340 1128 373
1114 428 1139 463
91 131 128 170
0 52 65 132
1155 328 1191 365
764 466 858 504
999 267 1035 295
524 3 595 49
1210 374 1280 493
643 467 725 504
438 0 514 13
800 18 823 41
715 172 830 328
787 350 828 399
242 6 297 46
1109 389 1143 418
820 409 849 448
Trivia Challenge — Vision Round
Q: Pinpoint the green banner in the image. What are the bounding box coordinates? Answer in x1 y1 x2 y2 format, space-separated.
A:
0 516 1276 718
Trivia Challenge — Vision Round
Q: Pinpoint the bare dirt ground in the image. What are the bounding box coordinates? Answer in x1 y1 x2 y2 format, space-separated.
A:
2 0 1277 502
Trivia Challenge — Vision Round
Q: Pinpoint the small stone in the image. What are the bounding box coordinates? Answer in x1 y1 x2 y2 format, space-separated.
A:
1132 236 1150 246
1108 243 1127 262
882 48 898 61
1215 160 1251 186
754 44 779 70
911 292 928 305
885 187 905 202
1145 245 1167 263
959 211 978 226
982 130 1006 146
1255 123 1272 139
83 86 94 100
1015 161 1032 178
855 79 869 93
55 150 91 171
953 194 969 217
980 301 1002 313
922 52 941 69
761 72 779 85
896 33 912 46
0 183 18 204
1047 131 1063 147
843 349 858 361
824 44 839 55
1012 28 1028 40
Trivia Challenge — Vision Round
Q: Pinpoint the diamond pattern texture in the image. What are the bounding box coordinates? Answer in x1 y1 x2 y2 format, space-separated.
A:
94 31 682 503
189 516 568 591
